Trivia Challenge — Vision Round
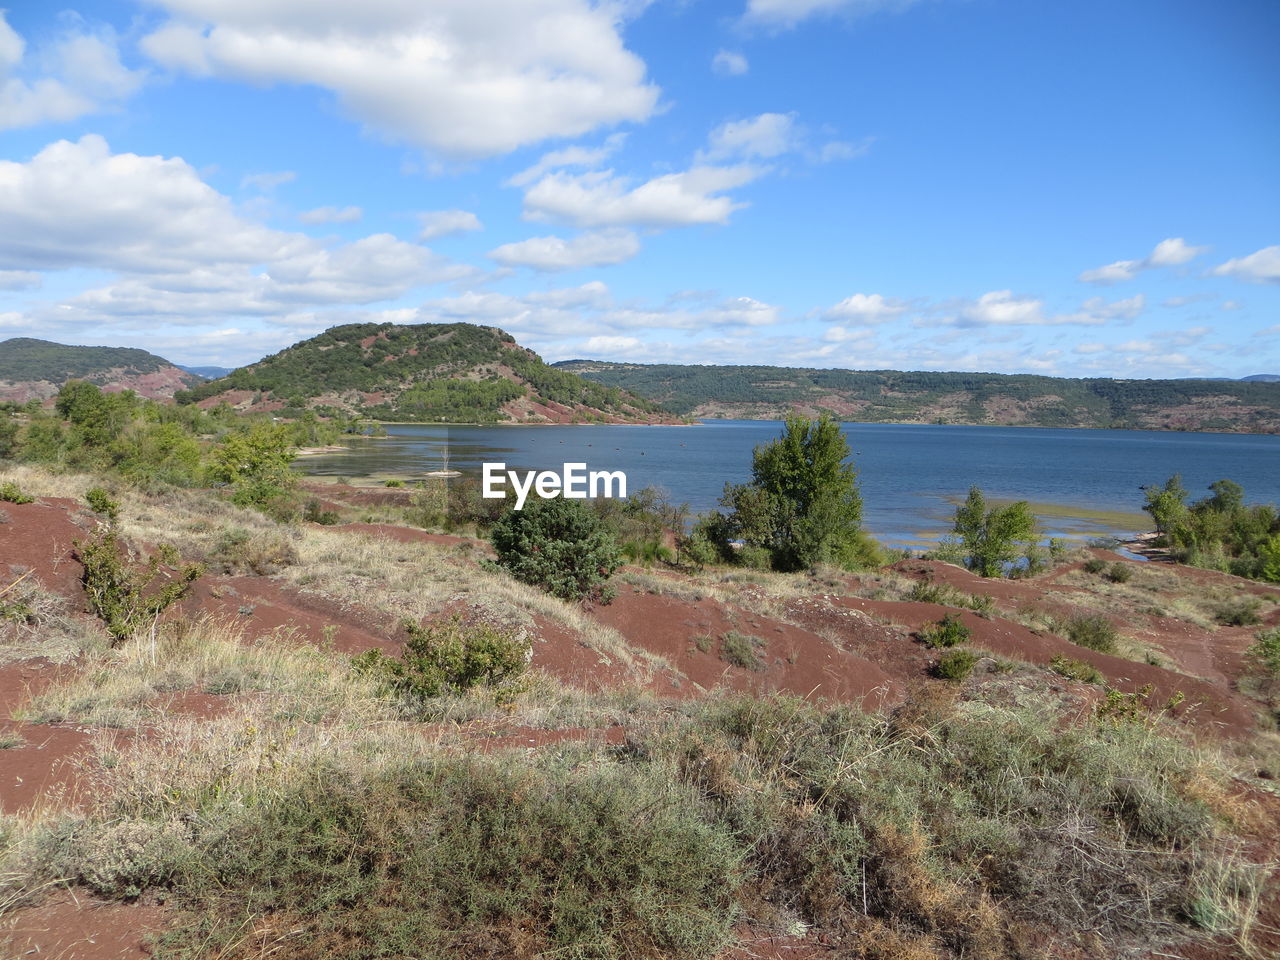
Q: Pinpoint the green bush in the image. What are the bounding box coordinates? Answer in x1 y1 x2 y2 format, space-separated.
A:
1062 613 1119 654
352 615 530 703
85 487 120 523
0 481 34 504
1213 596 1263 627
1083 555 1108 575
1050 654 1103 684
934 648 979 680
384 479 404 487
490 497 621 603
74 527 203 644
161 758 742 960
1246 628 1280 676
303 498 340 525
908 580 995 615
918 613 971 648
1105 562 1133 584
720 631 767 671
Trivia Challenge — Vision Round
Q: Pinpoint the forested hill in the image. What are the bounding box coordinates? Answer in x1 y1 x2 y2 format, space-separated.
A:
177 322 676 424
0 337 201 403
554 360 1280 434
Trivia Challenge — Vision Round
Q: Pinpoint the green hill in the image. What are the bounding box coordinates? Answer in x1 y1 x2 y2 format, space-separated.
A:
177 323 675 424
0 337 200 403
554 360 1280 433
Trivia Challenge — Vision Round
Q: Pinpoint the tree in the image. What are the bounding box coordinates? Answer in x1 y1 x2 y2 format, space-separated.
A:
1142 475 1189 540
952 486 1038 578
490 497 622 602
208 422 298 506
719 413 879 572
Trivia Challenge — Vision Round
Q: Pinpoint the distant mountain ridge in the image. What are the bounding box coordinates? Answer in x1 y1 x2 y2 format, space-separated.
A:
554 360 1280 434
180 365 232 380
0 337 201 404
178 322 676 424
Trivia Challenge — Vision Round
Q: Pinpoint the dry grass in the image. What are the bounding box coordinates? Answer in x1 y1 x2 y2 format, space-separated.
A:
0 576 107 665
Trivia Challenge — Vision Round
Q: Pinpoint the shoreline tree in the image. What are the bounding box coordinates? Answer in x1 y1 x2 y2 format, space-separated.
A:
715 413 881 572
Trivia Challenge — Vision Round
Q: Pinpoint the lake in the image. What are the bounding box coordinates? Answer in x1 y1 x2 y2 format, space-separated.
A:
296 421 1280 548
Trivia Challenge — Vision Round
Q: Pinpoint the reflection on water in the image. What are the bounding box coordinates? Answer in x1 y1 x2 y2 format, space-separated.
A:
296 421 1280 549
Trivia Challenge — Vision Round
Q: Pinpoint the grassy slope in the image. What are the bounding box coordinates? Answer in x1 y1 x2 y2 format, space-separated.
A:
557 360 1280 432
1 464 1278 960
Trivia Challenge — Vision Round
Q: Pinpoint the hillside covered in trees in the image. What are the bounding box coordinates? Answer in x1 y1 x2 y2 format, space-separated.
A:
0 338 201 403
555 360 1280 433
178 323 675 424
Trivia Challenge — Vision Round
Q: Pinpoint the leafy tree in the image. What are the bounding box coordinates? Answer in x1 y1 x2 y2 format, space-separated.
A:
207 422 298 506
952 486 1038 578
718 413 879 572
490 497 621 602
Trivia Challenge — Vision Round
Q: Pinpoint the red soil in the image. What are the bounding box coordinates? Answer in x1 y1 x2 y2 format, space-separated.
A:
2 891 168 960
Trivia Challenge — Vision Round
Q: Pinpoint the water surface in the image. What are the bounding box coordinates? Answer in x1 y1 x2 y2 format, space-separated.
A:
297 421 1280 547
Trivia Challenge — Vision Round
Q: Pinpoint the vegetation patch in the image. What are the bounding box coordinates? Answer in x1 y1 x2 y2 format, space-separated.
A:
719 631 767 671
918 613 971 649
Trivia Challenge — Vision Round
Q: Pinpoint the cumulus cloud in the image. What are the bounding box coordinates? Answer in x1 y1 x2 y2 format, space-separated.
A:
933 291 1145 328
0 13 146 130
1079 236 1208 284
139 0 659 159
702 113 798 161
822 292 908 324
521 164 761 228
1212 245 1280 284
418 209 484 241
299 205 363 224
0 136 472 329
712 50 748 76
488 229 640 271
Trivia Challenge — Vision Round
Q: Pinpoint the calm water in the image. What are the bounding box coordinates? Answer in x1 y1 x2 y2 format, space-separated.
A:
297 421 1280 547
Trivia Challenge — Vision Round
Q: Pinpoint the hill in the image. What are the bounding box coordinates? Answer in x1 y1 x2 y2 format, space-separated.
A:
177 322 676 424
555 360 1280 433
179 365 231 379
0 337 201 404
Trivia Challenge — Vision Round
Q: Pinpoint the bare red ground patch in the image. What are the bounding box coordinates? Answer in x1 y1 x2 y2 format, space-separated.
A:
2 891 168 960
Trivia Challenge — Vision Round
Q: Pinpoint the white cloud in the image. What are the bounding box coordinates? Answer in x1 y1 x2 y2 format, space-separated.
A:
488 229 640 270
505 134 627 188
140 0 659 159
241 170 296 192
1079 236 1208 284
822 292 908 324
822 325 876 343
582 334 645 355
522 164 762 228
299 205 363 224
712 50 748 76
0 136 471 329
1212 245 1280 284
0 13 146 130
744 0 923 28
937 291 1145 328
418 209 484 241
703 113 798 161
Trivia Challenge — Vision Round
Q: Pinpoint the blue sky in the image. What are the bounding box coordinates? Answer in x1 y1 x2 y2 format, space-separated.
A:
0 0 1277 376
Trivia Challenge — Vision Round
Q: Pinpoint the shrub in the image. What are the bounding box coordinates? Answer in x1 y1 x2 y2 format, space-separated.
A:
1062 613 1119 653
85 487 121 523
384 479 404 488
1083 555 1108 575
1050 654 1103 684
74 527 203 644
0 481 34 504
1246 627 1280 676
720 631 767 671
908 580 995 615
490 497 622 603
165 759 741 960
352 615 530 702
934 648 978 680
303 498 340 525
210 528 298 575
1105 562 1133 584
1213 596 1263 627
918 613 971 649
